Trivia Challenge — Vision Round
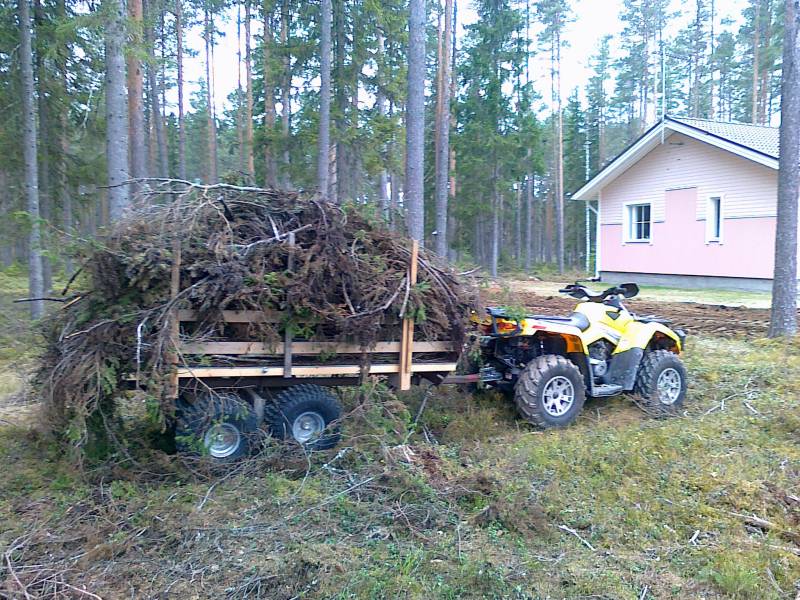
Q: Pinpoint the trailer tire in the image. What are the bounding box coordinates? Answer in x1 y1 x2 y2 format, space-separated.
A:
515 355 586 428
175 392 258 462
264 385 342 450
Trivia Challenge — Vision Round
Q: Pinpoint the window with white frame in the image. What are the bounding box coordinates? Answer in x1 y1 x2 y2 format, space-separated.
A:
625 203 651 242
707 195 722 242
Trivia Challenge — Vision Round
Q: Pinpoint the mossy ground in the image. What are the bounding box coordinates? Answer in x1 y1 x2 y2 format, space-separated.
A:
1 271 799 599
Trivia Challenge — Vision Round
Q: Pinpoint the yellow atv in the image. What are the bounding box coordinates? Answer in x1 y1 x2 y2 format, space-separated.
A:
476 282 687 427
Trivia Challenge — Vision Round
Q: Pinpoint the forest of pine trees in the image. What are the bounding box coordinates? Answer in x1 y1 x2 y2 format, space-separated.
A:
1 0 787 304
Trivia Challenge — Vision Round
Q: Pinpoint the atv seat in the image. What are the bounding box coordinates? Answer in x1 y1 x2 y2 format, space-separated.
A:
534 312 591 332
485 307 591 332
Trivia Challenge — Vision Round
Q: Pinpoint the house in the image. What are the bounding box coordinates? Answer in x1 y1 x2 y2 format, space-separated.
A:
573 116 785 291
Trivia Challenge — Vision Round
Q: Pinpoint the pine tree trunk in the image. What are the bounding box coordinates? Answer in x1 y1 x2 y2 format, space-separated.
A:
405 0 426 242
19 0 44 318
434 0 453 257
33 0 51 292
514 183 522 267
333 0 347 204
525 175 533 272
204 7 218 183
175 0 186 180
490 186 500 278
0 168 12 267
759 1 773 123
376 30 390 219
768 0 799 337
145 0 167 178
105 0 130 221
245 0 255 179
263 1 278 187
692 1 702 117
390 169 401 231
556 25 565 274
752 0 761 124
317 0 332 197
709 0 716 119
447 0 457 259
280 0 291 184
128 0 147 185
57 0 71 274
158 8 169 175
237 3 245 173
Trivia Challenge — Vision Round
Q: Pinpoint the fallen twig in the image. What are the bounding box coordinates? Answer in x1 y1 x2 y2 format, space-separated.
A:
556 524 596 552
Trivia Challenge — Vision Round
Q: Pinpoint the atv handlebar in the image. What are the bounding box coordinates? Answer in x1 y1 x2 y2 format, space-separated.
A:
558 282 639 303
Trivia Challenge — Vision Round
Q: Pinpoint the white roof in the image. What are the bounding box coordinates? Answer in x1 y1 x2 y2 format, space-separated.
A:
573 116 780 201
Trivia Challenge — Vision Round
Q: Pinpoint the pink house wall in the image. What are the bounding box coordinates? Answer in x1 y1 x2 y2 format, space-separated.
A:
598 132 780 280
600 187 776 279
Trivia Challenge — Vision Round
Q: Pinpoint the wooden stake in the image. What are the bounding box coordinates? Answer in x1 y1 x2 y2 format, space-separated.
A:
167 234 181 399
399 240 420 390
283 231 295 378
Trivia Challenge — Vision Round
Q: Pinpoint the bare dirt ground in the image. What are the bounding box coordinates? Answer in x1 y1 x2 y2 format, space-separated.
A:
483 283 776 337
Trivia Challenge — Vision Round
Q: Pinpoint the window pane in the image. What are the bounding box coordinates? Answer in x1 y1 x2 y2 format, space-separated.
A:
712 198 721 238
628 203 651 240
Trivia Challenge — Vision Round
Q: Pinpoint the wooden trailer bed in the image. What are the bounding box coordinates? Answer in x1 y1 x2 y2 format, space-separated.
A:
165 240 461 393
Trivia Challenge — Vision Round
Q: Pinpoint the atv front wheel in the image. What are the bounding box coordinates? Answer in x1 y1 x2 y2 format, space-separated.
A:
634 350 687 414
515 355 586 428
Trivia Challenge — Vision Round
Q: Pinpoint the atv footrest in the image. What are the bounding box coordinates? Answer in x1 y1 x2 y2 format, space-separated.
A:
593 383 624 397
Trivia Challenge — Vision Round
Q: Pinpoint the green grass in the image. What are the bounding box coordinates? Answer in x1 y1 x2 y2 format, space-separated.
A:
1 271 799 598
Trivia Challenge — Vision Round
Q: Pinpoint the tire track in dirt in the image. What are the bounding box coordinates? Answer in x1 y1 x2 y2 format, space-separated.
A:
483 290 773 337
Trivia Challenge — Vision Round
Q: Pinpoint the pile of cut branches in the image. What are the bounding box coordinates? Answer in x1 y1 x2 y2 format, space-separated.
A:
35 181 476 459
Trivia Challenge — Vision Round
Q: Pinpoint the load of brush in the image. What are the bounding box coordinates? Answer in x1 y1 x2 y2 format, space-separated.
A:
35 181 477 455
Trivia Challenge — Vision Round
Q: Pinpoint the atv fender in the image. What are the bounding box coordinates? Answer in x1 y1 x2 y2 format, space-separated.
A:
613 321 682 355
605 322 681 391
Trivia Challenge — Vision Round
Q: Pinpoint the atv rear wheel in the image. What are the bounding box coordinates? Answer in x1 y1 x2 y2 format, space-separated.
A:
515 355 586 428
264 385 342 450
634 350 687 414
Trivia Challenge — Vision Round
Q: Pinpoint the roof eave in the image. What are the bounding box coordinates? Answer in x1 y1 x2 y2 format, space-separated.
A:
572 118 779 201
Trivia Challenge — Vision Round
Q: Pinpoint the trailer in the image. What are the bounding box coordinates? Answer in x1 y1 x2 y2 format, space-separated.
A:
159 241 462 462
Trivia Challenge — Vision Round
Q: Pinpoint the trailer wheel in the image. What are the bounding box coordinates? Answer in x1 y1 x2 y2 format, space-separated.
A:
175 392 258 462
264 385 342 450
